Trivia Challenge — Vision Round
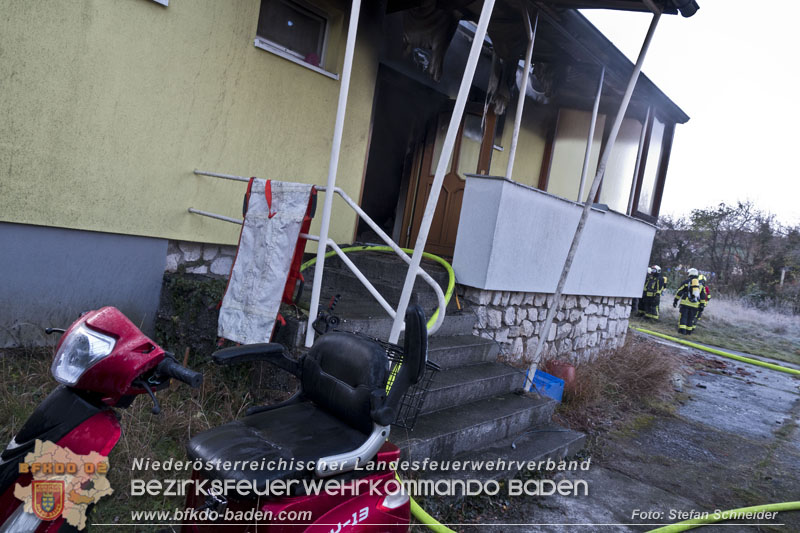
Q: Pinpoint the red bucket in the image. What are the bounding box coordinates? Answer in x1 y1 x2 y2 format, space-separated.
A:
544 360 576 392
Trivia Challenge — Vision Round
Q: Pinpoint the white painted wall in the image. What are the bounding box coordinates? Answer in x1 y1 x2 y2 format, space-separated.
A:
453 176 656 297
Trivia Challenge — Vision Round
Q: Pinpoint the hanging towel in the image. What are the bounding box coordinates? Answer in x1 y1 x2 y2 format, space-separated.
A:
218 178 314 344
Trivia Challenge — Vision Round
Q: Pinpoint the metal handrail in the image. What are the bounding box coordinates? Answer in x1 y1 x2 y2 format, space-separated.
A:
316 185 447 334
189 170 447 338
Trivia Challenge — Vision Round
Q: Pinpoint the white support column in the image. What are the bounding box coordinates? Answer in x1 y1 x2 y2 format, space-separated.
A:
305 0 363 348
389 0 497 344
628 106 651 215
577 66 605 203
526 9 661 386
505 11 538 181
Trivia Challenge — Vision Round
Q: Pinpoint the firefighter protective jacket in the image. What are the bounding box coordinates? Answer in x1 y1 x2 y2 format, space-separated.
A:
674 276 707 308
644 274 668 298
644 274 660 298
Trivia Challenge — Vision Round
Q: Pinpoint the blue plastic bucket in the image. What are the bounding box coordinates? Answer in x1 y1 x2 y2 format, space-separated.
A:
525 369 565 402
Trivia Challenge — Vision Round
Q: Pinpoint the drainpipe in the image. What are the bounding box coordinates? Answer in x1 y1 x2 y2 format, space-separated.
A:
526 3 661 385
389 0 497 345
305 0 363 348
577 66 604 203
505 11 538 181
628 106 651 214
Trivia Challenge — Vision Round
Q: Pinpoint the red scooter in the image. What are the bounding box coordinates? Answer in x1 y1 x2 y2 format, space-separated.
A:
0 306 203 532
0 305 428 532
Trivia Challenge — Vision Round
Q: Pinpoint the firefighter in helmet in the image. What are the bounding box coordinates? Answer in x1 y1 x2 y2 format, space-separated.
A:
642 266 663 320
673 268 707 335
695 273 711 324
648 265 667 320
638 267 654 317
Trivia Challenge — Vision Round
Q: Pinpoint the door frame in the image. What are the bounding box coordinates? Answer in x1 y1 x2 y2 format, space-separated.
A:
399 102 497 252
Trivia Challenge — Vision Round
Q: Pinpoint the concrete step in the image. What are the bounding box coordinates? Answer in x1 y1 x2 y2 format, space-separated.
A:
452 423 586 479
334 309 476 339
426 335 498 369
427 423 586 491
300 267 456 316
277 306 477 348
391 392 557 461
320 251 451 288
421 362 524 414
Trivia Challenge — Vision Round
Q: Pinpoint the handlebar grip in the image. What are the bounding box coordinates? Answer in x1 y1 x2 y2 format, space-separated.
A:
157 357 203 388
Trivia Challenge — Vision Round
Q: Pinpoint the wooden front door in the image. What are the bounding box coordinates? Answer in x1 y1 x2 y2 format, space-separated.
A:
402 109 495 257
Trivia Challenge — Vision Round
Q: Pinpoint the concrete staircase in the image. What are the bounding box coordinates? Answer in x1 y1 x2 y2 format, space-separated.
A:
289 250 584 465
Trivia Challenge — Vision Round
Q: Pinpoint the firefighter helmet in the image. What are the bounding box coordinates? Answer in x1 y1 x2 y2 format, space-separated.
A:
688 268 699 276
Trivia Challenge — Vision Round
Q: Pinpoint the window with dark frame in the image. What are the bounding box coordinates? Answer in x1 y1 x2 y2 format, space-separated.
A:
631 114 675 223
256 0 328 68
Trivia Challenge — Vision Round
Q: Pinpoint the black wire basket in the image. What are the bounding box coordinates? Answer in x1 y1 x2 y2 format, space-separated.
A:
355 333 440 430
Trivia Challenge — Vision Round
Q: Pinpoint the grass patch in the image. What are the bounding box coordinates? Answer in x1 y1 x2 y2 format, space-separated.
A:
558 335 681 432
630 292 800 366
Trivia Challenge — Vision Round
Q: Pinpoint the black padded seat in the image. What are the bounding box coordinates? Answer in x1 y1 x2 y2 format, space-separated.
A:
187 401 370 487
188 308 428 490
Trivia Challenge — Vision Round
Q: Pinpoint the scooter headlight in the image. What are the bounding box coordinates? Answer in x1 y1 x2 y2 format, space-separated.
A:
51 324 116 385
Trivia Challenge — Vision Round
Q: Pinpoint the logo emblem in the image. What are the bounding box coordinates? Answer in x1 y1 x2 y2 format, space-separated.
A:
32 480 65 521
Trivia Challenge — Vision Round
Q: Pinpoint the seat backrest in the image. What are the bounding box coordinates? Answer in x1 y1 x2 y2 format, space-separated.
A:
383 305 428 412
302 332 388 434
301 306 429 432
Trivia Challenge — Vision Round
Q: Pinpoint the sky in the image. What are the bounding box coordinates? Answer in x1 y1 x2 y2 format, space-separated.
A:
583 0 800 226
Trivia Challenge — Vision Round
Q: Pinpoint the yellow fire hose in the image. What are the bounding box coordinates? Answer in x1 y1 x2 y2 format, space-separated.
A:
632 327 800 376
299 245 455 332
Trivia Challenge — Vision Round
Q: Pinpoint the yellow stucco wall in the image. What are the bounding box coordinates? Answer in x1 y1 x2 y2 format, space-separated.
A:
0 0 380 246
548 109 606 203
489 102 551 187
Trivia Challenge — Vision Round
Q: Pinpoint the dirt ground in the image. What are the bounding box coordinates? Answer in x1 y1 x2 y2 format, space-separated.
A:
426 333 800 532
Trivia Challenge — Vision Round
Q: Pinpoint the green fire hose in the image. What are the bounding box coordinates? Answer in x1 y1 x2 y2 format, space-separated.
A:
632 327 800 376
299 245 455 332
631 327 800 530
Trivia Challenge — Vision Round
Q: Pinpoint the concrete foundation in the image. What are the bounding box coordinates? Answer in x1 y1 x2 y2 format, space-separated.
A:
165 240 237 278
0 222 167 347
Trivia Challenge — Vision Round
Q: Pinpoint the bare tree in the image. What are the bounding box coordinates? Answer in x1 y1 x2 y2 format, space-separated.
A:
651 202 800 313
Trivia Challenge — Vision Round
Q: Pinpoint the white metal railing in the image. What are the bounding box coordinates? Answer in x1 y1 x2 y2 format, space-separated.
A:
189 0 496 347
189 170 447 342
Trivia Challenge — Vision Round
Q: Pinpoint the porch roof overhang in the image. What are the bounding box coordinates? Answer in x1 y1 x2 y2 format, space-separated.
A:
387 0 695 124
528 0 699 18
534 7 691 123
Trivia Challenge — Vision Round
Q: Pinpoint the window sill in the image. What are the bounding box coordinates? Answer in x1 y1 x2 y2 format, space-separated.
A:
254 39 339 81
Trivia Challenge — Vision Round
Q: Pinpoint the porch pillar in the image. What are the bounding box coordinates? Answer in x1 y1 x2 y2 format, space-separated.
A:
506 11 538 181
305 0 363 348
577 66 605 203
